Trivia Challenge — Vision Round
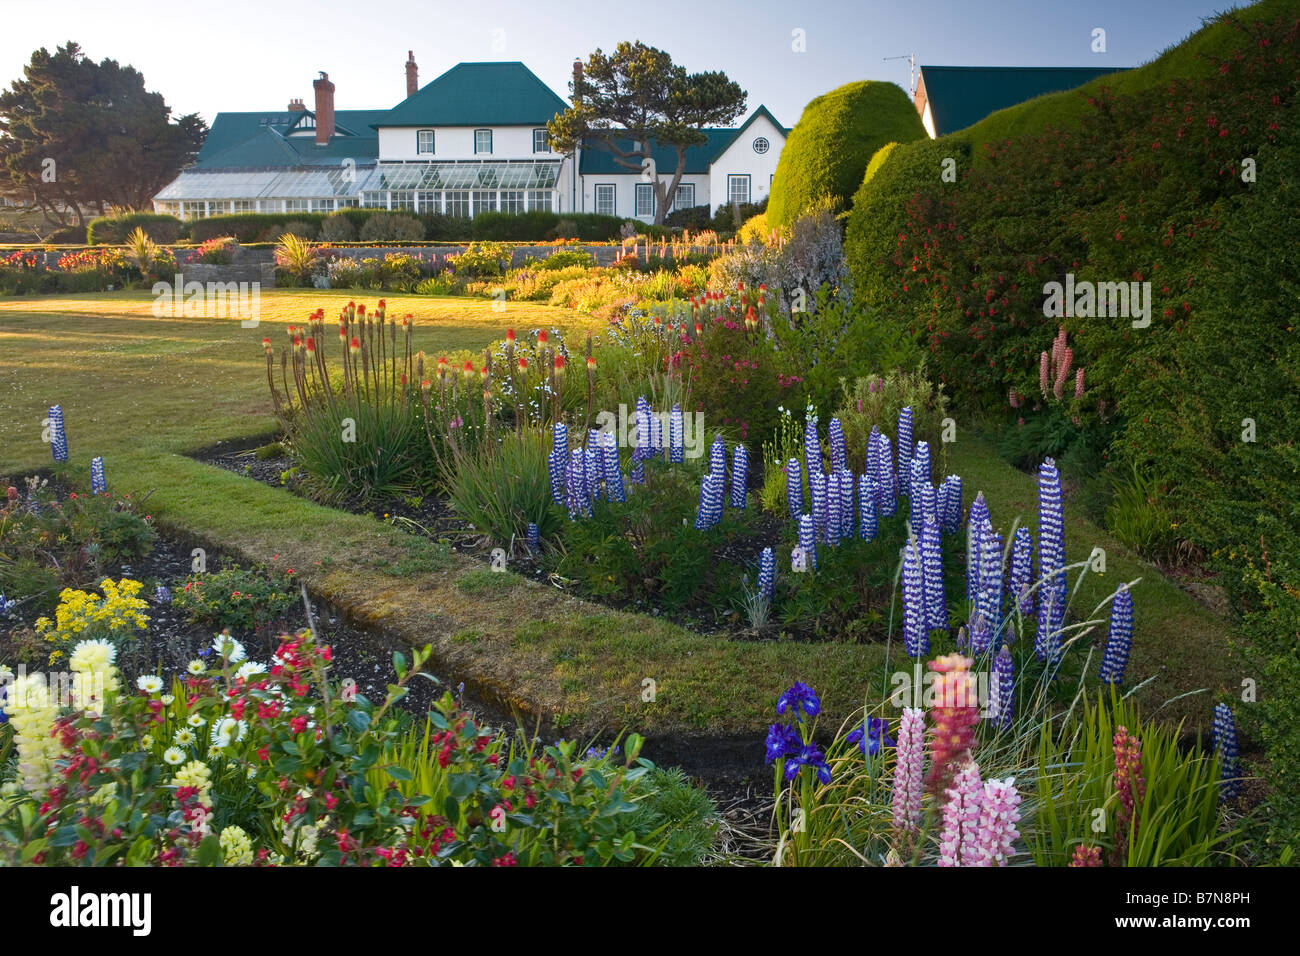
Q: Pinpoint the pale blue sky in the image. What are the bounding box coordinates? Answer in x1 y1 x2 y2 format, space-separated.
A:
2 0 1237 127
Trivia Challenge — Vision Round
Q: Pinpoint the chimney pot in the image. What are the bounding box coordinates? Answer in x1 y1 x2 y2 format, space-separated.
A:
312 72 336 145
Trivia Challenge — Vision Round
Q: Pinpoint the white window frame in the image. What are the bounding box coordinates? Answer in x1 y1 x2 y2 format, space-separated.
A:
533 128 549 153
594 183 616 216
673 183 695 213
417 129 435 154
728 174 751 205
474 129 493 155
635 183 656 218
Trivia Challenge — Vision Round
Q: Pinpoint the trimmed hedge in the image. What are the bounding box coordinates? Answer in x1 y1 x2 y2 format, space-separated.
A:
767 80 926 228
87 213 183 245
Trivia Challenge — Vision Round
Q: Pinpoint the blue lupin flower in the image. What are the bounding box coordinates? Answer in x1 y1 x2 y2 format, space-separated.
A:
548 423 568 504
896 406 914 492
764 723 801 764
797 514 817 570
967 492 990 604
154 584 172 605
584 438 602 503
709 434 727 481
786 457 803 522
810 471 827 544
876 433 897 517
1037 456 1067 610
48 404 68 462
758 547 775 603
1098 583 1134 684
973 528 1003 654
776 681 822 720
1212 703 1241 802
694 472 724 530
730 445 748 509
1036 578 1067 664
601 432 625 504
858 474 878 540
826 469 842 544
803 411 821 486
632 396 652 463
912 440 931 497
838 468 855 543
866 426 881 486
1009 526 1035 617
90 457 106 494
991 645 1015 731
526 522 540 551
649 408 663 456
565 447 590 519
669 403 684 463
920 516 948 632
901 540 928 657
908 460 926 536
846 716 895 757
941 475 963 533
828 417 847 473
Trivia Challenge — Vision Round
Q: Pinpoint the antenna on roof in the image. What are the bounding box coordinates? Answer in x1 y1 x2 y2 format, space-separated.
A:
884 53 917 98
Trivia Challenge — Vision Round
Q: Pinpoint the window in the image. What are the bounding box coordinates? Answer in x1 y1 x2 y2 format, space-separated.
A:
183 201 207 220
474 129 493 154
472 190 496 216
533 128 550 153
594 184 615 216
361 192 386 208
673 183 695 212
390 191 415 211
417 129 435 154
207 201 230 215
728 174 751 205
418 191 441 214
286 199 311 213
752 137 770 154
232 200 255 213
635 183 656 218
500 190 525 214
337 198 360 208
311 199 335 213
446 190 470 218
528 190 552 212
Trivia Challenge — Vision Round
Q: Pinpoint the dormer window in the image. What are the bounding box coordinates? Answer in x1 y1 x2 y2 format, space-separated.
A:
417 129 435 154
474 129 493 154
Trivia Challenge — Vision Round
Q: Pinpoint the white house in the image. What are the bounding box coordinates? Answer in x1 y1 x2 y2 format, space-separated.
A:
154 54 785 224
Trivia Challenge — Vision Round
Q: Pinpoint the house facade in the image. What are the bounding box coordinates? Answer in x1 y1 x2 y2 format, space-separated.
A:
154 55 785 223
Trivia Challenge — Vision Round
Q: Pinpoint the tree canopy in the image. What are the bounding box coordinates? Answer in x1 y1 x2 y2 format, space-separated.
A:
0 42 206 224
548 42 746 225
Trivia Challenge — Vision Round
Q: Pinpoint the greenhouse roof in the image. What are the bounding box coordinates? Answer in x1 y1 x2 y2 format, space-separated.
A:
357 161 561 191
154 166 373 201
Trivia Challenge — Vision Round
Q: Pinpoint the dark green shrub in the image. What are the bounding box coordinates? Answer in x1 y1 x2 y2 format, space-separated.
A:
471 210 559 241
768 80 926 228
87 212 182 245
665 204 712 230
319 212 357 242
359 212 424 242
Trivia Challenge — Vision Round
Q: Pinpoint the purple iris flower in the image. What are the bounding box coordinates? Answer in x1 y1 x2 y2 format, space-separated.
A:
784 743 833 783
846 716 895 757
776 682 822 720
765 723 801 764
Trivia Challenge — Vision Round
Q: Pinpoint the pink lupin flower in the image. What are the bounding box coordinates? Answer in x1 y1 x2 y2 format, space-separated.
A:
926 654 980 794
891 707 926 831
1039 351 1051 398
970 777 1022 866
938 761 984 866
1074 367 1085 398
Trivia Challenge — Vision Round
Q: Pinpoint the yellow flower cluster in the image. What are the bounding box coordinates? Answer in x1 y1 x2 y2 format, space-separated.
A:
173 760 213 809
36 578 149 665
219 825 255 866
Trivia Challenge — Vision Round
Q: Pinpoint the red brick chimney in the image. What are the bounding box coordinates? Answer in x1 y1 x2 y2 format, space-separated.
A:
572 59 583 104
406 51 418 99
287 98 306 112
312 72 335 145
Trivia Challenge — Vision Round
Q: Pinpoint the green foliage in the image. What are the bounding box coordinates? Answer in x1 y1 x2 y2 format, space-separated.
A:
442 427 560 547
525 249 597 271
768 80 926 228
173 564 298 633
358 212 424 243
446 241 513 278
759 406 802 517
1032 691 1235 867
87 212 182 245
621 766 718 866
1103 464 1180 564
290 392 429 503
833 365 948 470
318 212 357 242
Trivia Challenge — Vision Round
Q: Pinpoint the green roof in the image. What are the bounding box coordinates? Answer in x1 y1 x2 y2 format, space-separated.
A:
195 110 384 168
382 61 569 127
918 66 1129 136
578 105 786 176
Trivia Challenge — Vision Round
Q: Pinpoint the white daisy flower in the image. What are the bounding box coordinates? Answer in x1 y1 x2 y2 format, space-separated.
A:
161 694 175 706
210 717 246 748
141 734 154 749
163 747 185 765
174 728 196 747
187 660 206 676
187 713 206 728
211 633 246 663
235 661 267 681
137 675 164 694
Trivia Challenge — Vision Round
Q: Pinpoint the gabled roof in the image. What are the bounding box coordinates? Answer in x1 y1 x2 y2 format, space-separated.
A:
917 66 1128 136
382 61 569 127
577 105 787 176
195 110 385 168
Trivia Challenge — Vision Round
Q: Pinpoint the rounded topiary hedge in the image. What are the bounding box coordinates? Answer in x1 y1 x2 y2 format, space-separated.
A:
767 80 927 228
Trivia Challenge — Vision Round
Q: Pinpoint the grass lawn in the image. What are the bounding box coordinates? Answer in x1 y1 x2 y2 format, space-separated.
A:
0 290 1239 736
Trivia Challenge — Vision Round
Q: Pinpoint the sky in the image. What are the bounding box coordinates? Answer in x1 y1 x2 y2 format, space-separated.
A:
0 0 1241 127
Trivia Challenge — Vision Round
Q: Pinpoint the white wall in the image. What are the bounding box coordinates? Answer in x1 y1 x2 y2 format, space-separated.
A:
377 125 557 161
577 172 710 221
708 113 786 212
